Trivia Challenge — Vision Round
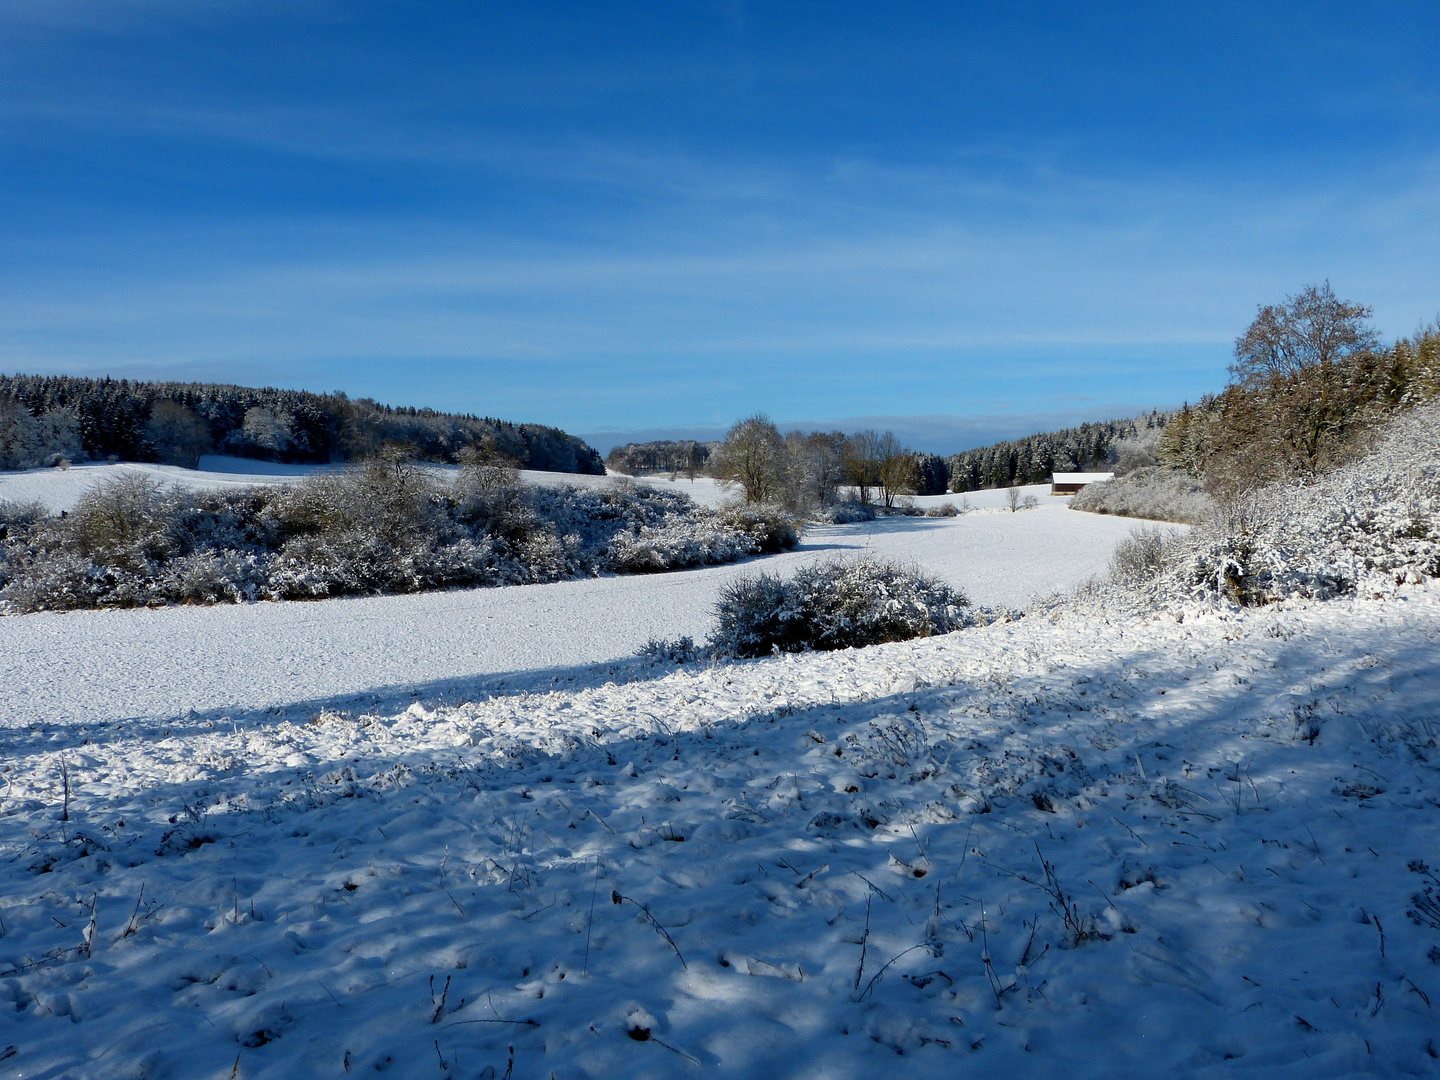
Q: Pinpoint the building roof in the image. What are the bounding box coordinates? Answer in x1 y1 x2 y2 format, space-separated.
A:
1051 472 1115 484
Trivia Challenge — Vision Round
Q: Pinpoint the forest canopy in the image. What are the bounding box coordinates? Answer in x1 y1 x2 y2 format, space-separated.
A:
0 375 604 474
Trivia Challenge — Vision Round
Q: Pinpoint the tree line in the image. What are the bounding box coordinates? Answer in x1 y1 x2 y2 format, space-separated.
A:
611 416 1170 501
707 419 950 510
943 414 1169 492
0 375 605 474
1157 283 1439 497
605 439 712 478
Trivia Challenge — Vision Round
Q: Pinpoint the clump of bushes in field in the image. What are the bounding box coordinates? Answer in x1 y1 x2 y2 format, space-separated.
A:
0 458 799 612
1098 401 1440 607
1070 468 1214 524
710 556 973 658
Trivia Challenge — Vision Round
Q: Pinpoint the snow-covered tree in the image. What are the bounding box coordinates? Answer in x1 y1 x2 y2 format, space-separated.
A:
0 401 81 470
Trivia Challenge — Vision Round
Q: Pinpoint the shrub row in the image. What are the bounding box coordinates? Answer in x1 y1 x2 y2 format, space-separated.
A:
0 466 799 612
1103 401 1440 606
1070 467 1215 524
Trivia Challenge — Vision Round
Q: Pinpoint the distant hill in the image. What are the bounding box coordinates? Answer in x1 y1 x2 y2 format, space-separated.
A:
0 374 604 474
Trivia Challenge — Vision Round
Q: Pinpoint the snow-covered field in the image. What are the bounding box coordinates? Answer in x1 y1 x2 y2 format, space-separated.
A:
0 458 739 514
1 502 1146 729
0 456 1058 516
12 443 1436 1078
2 578 1437 1078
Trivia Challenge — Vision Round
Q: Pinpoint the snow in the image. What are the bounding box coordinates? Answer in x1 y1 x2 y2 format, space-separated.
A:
0 458 731 514
0 504 1148 728
19 446 1439 1078
0 458 1056 517
2 577 1437 1077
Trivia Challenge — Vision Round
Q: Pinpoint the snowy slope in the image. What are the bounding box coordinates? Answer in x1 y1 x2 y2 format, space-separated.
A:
1 458 1049 516
0 506 1152 728
0 459 728 514
1 584 1437 1078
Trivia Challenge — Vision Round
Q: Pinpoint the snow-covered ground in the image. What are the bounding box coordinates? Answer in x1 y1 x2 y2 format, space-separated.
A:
0 502 1147 728
2 581 1437 1078
1 457 1055 515
0 458 737 513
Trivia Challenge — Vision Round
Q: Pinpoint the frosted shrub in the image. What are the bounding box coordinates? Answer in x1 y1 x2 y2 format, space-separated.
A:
607 515 754 572
71 473 178 568
716 504 798 553
1 465 799 612
518 531 579 583
157 550 265 604
1109 527 1169 587
272 462 441 549
813 501 876 524
604 501 797 573
639 635 700 664
712 556 971 658
1071 467 1214 524
0 550 105 611
0 499 46 537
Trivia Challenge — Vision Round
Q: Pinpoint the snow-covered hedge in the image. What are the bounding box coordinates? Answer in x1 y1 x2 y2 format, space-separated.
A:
812 501 877 524
0 467 800 612
1110 402 1440 606
1070 466 1214 524
711 556 972 657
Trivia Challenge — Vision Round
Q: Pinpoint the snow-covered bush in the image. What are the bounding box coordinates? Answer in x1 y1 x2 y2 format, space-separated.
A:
711 557 971 657
156 550 267 604
0 466 800 612
605 503 797 573
716 504 798 553
0 498 46 537
607 515 757 572
1106 402 1440 607
1108 526 1168 587
1071 466 1215 524
638 635 700 664
813 501 877 524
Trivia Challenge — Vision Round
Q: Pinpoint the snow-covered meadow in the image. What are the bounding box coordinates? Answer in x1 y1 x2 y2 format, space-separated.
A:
0 457 736 515
2 579 1438 1078
4 432 1439 1079
1 498 1142 729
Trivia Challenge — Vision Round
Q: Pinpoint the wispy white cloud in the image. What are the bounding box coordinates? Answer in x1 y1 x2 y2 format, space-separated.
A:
3 4 1437 433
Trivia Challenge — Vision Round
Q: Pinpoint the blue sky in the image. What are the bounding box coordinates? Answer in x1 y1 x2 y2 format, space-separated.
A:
2 2 1437 453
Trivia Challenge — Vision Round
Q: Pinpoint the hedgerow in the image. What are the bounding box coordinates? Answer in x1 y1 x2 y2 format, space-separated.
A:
0 465 800 612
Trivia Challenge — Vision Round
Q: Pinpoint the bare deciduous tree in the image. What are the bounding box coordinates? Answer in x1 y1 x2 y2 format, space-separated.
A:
843 430 881 504
1231 281 1378 385
873 431 918 509
787 430 847 510
715 414 788 503
457 436 520 496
